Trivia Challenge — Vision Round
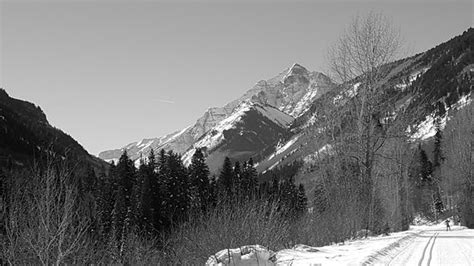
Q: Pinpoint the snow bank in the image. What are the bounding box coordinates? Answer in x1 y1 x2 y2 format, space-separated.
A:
207 229 425 265
206 245 276 265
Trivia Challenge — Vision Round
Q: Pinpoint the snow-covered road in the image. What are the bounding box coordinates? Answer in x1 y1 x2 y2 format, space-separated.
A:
207 224 474 265
386 226 474 266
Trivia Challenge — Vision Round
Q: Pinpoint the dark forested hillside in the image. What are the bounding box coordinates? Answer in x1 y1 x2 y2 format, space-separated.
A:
0 88 106 170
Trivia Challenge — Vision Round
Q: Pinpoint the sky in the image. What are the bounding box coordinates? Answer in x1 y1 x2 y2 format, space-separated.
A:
0 0 472 156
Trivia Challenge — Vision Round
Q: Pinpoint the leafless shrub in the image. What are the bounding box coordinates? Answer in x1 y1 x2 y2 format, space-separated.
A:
2 157 90 265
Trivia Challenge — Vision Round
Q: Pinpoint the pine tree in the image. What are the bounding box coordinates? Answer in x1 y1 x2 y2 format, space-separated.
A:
296 184 308 215
112 151 137 247
208 175 218 208
219 157 234 202
247 158 258 192
433 124 444 169
432 125 445 214
242 158 258 199
279 177 297 216
270 174 280 202
419 148 433 184
189 148 211 213
233 161 242 199
163 151 190 225
97 162 117 237
136 155 155 232
313 181 329 214
154 149 169 229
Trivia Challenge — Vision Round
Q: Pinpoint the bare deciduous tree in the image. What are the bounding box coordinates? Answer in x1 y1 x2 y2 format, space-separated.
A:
327 12 403 233
2 157 91 265
441 102 474 227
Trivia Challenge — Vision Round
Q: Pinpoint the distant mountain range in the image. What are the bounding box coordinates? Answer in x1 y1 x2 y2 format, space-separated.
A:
98 29 473 175
257 28 473 186
2 28 471 177
99 63 336 172
100 28 472 175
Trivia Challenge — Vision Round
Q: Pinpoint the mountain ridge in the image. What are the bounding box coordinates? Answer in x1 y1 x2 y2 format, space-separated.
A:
99 63 336 166
0 88 107 171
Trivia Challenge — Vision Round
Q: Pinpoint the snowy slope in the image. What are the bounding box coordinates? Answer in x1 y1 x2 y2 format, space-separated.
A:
257 29 474 175
99 63 335 164
182 101 294 172
207 224 473 265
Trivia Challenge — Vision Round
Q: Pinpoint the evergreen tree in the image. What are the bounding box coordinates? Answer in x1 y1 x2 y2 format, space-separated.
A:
189 148 211 213
112 151 137 248
136 154 155 232
433 124 444 169
279 177 297 216
432 125 445 214
313 181 329 214
247 158 258 193
162 151 190 225
154 149 169 229
419 147 433 184
233 161 242 199
270 174 280 202
241 158 258 199
208 175 218 208
97 162 117 237
296 184 308 215
219 157 234 201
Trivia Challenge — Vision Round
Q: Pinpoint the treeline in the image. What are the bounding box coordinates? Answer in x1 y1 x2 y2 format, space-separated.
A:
97 149 308 240
0 148 307 264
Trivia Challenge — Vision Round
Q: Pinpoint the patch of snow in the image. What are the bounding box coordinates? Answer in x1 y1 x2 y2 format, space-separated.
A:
410 114 446 140
168 125 192 142
395 67 430 91
206 245 276 266
138 140 154 152
182 102 254 166
182 101 295 166
304 113 318 128
105 158 119 165
333 82 360 106
267 160 280 171
182 149 194 167
303 144 333 164
347 82 360 98
451 93 471 110
275 136 299 156
290 88 318 117
410 93 471 141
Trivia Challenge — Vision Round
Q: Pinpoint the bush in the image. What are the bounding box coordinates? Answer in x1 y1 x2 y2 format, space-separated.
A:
165 200 292 264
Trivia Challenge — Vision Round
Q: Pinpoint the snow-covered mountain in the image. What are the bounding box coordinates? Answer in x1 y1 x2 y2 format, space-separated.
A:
182 100 294 173
99 63 335 165
257 28 473 182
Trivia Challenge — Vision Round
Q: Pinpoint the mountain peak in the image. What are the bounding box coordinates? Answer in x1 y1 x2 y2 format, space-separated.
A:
287 63 308 75
290 62 306 70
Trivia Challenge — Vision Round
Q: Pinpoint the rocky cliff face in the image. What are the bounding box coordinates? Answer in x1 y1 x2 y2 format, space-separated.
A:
99 63 336 165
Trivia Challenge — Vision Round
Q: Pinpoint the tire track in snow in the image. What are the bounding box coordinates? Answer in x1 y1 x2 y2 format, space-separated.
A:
426 232 438 265
418 232 436 266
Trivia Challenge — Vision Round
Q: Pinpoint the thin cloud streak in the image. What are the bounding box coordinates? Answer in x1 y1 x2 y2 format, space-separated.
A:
156 99 175 104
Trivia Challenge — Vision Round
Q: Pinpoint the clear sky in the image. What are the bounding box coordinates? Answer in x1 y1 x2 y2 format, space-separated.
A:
1 0 472 155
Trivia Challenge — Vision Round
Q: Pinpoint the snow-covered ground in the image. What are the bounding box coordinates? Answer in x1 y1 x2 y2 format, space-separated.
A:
207 223 474 265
